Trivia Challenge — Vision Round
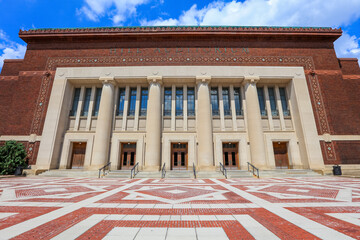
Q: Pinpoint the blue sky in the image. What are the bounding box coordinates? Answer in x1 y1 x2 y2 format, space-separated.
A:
1 0 360 70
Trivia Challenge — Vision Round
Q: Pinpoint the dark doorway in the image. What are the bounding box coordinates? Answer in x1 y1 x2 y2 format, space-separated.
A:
120 143 136 170
273 142 290 169
70 142 86 169
223 142 239 169
171 143 188 170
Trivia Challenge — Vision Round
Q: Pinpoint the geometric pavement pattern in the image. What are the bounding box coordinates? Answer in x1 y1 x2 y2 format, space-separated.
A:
0 177 359 239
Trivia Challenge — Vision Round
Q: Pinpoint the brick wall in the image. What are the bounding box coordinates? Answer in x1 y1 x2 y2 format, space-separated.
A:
1 59 23 76
1 31 359 166
338 58 360 75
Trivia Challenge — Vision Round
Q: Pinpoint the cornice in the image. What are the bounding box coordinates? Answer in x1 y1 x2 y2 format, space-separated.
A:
19 26 342 42
19 26 342 35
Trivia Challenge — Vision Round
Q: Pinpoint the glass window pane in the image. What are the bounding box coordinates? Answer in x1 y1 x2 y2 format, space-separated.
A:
93 88 102 116
81 88 92 116
257 87 267 116
176 88 183 116
222 87 231 116
70 88 81 116
211 87 219 116
164 88 172 116
268 87 278 116
140 88 148 116
234 87 242 116
279 87 290 116
117 88 126 116
128 88 137 116
187 88 195 116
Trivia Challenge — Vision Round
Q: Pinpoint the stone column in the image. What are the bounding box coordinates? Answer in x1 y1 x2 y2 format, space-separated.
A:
196 76 214 170
244 76 267 169
91 77 115 169
145 76 162 171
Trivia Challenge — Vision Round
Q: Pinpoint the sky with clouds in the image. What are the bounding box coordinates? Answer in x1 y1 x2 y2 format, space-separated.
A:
0 0 359 71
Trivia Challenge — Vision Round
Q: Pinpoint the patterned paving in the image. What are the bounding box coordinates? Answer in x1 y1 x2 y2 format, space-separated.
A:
0 177 360 239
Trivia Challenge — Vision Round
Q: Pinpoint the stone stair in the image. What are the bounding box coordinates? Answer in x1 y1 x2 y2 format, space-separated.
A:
196 171 226 179
104 170 131 178
134 171 162 178
259 169 322 178
165 171 194 178
38 169 99 178
226 170 254 178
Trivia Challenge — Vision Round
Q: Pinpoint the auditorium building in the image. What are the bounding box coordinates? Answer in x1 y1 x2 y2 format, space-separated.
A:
0 26 359 174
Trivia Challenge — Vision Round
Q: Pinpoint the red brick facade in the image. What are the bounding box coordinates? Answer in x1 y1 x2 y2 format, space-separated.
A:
0 26 359 165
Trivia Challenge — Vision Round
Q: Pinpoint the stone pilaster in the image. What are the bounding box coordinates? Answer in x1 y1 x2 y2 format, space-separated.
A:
144 76 163 170
91 77 115 169
244 76 267 169
196 76 214 170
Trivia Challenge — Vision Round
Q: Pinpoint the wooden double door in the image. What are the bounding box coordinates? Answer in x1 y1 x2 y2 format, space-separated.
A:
171 143 188 170
120 143 136 170
273 142 290 169
223 143 239 169
70 142 86 169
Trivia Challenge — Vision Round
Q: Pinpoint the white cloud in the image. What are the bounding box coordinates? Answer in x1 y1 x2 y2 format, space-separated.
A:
141 0 360 61
142 0 360 27
334 32 360 59
77 0 152 24
0 30 26 70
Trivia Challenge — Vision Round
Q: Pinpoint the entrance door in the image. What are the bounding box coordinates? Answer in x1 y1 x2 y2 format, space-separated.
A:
120 143 136 170
273 142 290 169
71 142 86 169
171 143 187 170
222 143 239 169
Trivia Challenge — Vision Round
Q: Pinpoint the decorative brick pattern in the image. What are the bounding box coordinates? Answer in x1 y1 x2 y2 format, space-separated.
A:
0 177 360 239
320 141 338 164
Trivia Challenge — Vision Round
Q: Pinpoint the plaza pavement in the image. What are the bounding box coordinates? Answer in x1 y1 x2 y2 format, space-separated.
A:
0 176 359 239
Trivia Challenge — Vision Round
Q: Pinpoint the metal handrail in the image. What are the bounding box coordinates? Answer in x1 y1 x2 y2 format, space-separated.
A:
130 162 139 179
98 162 111 178
219 162 227 179
193 163 196 179
247 162 259 178
161 163 166 178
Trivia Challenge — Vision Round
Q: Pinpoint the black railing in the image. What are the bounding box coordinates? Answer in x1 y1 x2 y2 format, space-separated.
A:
247 162 259 178
130 162 139 179
219 162 227 179
193 163 196 179
98 162 111 178
161 163 166 178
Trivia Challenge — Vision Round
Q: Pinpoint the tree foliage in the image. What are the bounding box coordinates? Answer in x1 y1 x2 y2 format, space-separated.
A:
0 141 27 175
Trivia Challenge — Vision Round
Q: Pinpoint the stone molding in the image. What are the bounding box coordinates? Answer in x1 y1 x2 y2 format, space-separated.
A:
195 76 211 85
19 26 341 36
147 76 163 86
243 76 260 85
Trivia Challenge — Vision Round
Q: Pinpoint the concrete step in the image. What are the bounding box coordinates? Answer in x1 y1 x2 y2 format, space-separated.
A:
135 171 162 178
196 171 225 179
226 170 253 178
38 170 99 178
259 169 322 177
165 171 194 178
104 170 131 178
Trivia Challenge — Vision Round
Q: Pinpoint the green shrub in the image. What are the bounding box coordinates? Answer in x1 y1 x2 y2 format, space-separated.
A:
0 141 27 175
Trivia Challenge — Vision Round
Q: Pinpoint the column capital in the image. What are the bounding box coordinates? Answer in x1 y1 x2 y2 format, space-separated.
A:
147 76 163 85
243 76 260 85
99 77 115 85
196 76 211 85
